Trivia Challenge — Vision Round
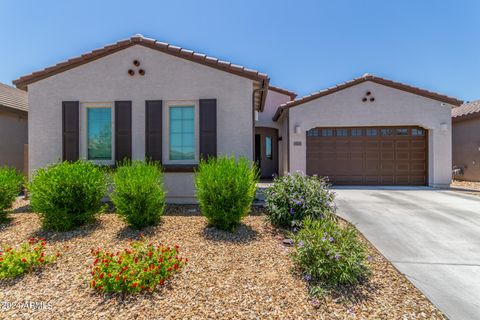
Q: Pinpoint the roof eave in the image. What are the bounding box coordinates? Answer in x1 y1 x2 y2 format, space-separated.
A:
13 35 269 91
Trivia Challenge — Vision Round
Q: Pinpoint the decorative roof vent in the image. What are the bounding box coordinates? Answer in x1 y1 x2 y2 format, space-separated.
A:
362 90 375 103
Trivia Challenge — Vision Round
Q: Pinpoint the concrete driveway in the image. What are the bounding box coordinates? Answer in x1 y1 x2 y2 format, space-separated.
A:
333 187 480 320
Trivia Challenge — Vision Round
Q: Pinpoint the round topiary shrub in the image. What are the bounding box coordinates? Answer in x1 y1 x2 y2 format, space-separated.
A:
292 218 371 286
0 167 23 220
264 172 335 228
194 156 259 231
28 161 107 231
111 161 166 229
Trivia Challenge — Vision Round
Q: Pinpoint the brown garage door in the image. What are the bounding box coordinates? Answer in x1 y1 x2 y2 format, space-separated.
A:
306 126 427 185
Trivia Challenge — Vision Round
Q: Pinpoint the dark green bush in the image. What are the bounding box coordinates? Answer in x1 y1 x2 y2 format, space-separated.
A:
264 172 335 228
0 167 23 220
111 161 166 229
292 218 370 287
28 161 107 231
194 156 259 231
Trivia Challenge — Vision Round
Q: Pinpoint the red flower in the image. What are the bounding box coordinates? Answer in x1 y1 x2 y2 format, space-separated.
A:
167 267 172 272
107 273 112 278
41 241 46 246
21 258 27 263
132 282 138 288
173 264 178 270
158 258 163 263
115 275 120 281
159 279 165 285
91 280 96 287
99 273 104 279
91 271 95 276
37 257 44 263
0 258 3 262
41 252 45 257
148 252 153 257
134 258 138 264
56 252 61 257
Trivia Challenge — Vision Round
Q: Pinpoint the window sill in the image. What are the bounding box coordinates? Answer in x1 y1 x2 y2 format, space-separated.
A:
162 164 198 173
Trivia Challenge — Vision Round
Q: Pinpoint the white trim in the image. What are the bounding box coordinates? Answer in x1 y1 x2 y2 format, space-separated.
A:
162 100 199 165
79 102 115 165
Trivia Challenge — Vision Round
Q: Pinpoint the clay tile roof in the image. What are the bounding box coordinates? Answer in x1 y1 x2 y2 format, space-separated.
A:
272 73 463 121
0 82 28 113
452 100 480 121
13 34 269 91
268 85 297 100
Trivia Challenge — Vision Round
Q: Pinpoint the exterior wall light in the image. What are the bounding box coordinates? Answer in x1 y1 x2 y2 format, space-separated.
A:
440 123 448 132
294 125 301 134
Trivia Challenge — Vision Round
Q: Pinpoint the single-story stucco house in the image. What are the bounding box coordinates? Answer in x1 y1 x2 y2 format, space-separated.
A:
452 100 480 181
0 82 28 173
13 34 463 202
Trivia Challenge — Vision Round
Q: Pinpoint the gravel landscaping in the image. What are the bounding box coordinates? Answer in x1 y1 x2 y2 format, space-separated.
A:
451 180 480 191
0 199 444 319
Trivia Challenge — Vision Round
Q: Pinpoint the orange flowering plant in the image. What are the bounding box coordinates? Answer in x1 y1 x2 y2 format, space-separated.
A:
90 237 186 293
0 238 60 278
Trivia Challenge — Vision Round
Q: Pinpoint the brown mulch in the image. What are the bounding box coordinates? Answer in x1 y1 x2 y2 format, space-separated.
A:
0 199 444 319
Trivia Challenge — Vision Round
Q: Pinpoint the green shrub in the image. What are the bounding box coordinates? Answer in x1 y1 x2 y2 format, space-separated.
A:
0 238 60 278
0 167 23 220
194 156 259 231
90 237 186 293
264 172 335 228
292 218 370 286
28 161 107 231
111 161 166 229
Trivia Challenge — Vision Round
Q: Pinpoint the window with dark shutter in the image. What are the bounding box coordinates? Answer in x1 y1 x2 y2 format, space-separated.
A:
115 101 132 162
62 101 79 162
145 100 163 162
199 99 217 159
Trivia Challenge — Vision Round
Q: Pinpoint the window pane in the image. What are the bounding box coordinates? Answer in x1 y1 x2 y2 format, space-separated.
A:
366 128 377 136
352 128 363 136
396 128 408 136
266 136 272 160
336 128 348 136
321 129 333 137
381 128 393 136
87 108 112 160
169 106 195 160
412 128 424 136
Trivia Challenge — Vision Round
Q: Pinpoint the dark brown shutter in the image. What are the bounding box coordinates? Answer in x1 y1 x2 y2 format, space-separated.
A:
199 99 217 159
62 101 79 162
115 101 132 162
145 100 162 162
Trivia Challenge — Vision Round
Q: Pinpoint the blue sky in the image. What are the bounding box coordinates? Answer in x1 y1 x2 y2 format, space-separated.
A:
1 0 479 102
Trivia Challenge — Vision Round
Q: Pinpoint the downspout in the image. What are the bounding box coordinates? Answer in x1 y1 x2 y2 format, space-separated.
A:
252 79 270 160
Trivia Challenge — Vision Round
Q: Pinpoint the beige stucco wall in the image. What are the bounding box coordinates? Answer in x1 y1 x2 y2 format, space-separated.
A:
452 118 480 181
256 89 292 129
27 44 254 202
0 110 28 172
287 81 453 187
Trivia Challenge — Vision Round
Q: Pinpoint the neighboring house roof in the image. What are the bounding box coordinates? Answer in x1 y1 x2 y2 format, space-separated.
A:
0 82 28 114
452 100 480 121
272 73 463 121
268 85 297 100
13 35 270 110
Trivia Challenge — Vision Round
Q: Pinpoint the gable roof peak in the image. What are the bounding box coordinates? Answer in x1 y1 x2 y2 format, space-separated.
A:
13 35 269 91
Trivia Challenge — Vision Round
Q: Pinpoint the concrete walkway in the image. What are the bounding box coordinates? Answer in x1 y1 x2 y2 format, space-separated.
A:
333 187 480 320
